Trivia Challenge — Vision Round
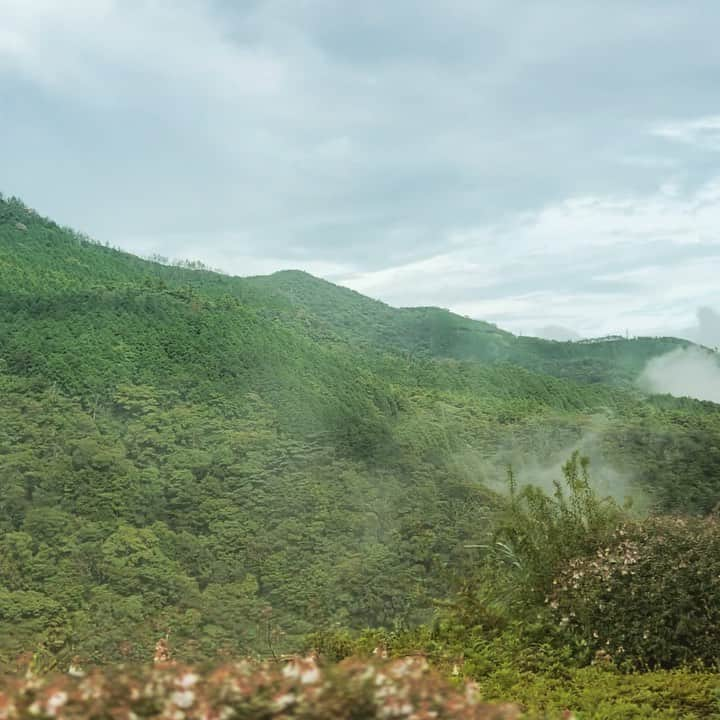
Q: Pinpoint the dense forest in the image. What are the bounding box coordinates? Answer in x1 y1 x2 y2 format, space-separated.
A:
2 194 720 717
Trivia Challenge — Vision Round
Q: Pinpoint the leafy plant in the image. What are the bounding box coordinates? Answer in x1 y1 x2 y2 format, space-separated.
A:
488 452 626 603
549 515 720 668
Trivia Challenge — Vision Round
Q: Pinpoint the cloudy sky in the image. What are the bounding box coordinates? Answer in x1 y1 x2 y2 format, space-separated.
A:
2 1 720 340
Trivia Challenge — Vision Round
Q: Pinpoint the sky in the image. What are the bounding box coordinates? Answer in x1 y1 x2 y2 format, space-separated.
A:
1 1 720 341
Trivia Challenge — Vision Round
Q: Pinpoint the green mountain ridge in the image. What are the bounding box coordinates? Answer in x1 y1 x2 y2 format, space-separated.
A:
1 194 690 379
1 192 719 666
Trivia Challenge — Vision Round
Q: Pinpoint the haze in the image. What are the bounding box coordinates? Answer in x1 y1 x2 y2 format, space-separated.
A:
1 1 719 339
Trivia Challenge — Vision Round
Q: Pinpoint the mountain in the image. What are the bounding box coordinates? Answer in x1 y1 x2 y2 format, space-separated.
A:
248 269 689 386
1 195 687 382
1 192 719 666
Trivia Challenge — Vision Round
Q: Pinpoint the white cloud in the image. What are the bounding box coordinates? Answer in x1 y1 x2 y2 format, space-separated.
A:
669 307 720 349
652 115 720 151
116 230 355 280
3 2 720 342
533 325 582 341
0 0 289 101
639 347 720 404
338 179 720 335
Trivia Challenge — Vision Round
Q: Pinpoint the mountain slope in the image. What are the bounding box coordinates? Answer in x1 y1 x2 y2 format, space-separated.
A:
1 195 687 386
1 193 719 667
249 269 689 386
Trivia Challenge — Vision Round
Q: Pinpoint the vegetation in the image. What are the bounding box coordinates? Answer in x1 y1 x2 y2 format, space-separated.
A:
2 193 720 716
548 515 720 669
0 655 523 720
308 461 720 717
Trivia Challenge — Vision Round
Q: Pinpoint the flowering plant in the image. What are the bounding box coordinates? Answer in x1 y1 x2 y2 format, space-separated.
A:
0 655 523 719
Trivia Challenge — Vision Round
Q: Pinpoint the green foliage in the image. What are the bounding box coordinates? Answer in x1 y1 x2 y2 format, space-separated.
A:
484 665 720 719
306 625 720 719
3 192 720 700
303 465 720 714
549 516 720 669
489 453 626 603
449 462 720 671
248 269 689 387
0 368 493 664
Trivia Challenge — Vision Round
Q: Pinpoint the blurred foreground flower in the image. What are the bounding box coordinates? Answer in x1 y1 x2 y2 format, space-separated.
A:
0 656 527 719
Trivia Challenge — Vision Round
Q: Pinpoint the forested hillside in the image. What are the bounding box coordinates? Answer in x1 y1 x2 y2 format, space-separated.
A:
247 270 690 386
1 193 720 678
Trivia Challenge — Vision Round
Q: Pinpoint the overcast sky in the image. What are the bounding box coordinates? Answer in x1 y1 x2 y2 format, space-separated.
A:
2 1 720 340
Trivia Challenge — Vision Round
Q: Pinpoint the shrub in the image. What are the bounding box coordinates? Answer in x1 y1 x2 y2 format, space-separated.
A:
488 452 626 604
480 665 720 719
304 626 720 719
549 515 720 668
0 656 522 719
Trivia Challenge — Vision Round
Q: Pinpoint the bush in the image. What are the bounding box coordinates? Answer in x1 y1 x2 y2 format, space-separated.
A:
549 516 720 668
488 452 626 605
305 626 720 719
480 665 720 719
0 656 523 719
